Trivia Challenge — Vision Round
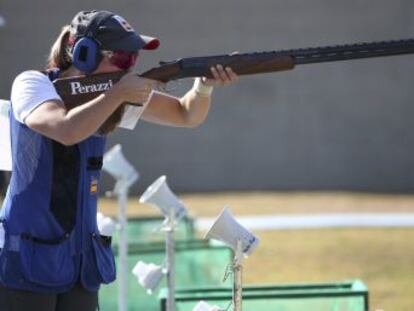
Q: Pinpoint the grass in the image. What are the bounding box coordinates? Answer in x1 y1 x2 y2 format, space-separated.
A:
246 228 414 311
99 191 414 310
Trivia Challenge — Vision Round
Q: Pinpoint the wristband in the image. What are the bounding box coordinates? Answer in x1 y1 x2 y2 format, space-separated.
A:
192 77 213 97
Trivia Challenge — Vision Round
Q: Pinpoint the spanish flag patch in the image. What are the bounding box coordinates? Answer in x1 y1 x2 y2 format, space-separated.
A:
90 177 98 194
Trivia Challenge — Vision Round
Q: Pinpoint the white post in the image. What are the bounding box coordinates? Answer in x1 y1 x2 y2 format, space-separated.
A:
102 144 138 311
233 240 243 311
165 209 176 311
117 186 129 311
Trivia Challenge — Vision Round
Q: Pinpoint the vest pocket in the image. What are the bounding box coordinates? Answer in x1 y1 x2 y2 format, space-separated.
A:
91 233 116 284
19 234 75 287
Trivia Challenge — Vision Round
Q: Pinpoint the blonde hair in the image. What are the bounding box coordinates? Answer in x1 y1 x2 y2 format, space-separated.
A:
47 25 72 70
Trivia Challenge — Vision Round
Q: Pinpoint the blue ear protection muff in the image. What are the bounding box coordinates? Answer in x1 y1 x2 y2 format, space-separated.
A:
72 37 102 74
70 12 115 74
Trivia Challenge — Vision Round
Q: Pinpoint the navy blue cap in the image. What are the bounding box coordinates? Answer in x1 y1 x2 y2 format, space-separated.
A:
69 10 160 52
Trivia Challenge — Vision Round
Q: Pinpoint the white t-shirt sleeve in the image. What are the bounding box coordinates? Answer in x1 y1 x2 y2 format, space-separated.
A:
10 70 62 124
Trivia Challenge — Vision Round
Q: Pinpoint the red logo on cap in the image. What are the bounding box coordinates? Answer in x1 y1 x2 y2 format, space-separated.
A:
113 15 134 32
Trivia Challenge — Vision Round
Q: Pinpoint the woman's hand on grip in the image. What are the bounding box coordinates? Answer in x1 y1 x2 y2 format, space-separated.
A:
111 72 157 104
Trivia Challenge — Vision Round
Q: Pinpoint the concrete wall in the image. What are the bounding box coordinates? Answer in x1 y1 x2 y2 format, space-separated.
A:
1 1 414 194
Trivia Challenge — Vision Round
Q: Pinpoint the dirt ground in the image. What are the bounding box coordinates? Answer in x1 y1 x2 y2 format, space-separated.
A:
99 191 414 217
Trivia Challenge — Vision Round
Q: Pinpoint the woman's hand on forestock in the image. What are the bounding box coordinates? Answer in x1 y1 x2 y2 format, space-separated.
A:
115 72 157 104
202 64 239 87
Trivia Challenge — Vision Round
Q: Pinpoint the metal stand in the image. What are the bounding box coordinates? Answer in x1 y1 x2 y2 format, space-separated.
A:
232 240 243 311
116 186 129 311
164 209 176 311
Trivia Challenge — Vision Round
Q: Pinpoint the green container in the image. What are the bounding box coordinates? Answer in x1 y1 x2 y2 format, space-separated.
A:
111 216 195 245
99 239 233 311
159 280 369 311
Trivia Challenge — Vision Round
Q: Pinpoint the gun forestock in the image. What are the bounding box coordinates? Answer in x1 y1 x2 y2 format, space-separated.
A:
139 52 296 82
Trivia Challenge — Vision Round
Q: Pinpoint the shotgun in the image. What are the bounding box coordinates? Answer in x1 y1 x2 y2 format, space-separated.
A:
53 38 414 109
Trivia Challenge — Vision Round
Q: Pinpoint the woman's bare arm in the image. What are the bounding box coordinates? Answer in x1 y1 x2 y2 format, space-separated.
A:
142 65 238 127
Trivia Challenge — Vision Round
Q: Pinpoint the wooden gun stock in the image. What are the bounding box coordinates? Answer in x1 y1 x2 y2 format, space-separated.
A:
53 71 126 110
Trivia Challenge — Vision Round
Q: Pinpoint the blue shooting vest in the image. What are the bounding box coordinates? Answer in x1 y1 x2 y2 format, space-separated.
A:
0 70 116 293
